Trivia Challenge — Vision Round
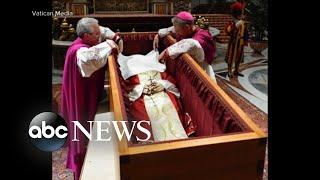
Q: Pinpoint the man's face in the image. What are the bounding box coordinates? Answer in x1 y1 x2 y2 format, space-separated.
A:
83 23 101 46
174 24 192 37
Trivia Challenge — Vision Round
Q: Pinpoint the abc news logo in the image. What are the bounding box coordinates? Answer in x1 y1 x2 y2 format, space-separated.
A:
29 112 152 152
29 120 67 139
28 112 68 152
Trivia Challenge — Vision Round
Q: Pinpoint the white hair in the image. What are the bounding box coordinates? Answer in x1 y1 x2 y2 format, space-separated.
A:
76 17 99 38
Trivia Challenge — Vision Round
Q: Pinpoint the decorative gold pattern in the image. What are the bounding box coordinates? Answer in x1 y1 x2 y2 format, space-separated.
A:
138 71 188 142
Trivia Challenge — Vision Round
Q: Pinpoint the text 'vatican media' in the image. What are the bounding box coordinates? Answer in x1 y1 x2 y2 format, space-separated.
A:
31 11 74 17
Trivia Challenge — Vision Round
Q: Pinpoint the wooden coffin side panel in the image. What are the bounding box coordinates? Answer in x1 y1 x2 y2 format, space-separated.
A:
120 137 267 180
108 55 130 154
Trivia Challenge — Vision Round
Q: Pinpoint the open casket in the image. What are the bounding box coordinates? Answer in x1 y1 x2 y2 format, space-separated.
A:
108 32 267 180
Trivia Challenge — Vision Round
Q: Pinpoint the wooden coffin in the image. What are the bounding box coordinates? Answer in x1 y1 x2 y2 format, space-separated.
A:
108 32 267 180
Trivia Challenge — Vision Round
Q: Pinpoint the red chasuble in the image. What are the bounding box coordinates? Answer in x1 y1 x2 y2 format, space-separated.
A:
124 70 196 142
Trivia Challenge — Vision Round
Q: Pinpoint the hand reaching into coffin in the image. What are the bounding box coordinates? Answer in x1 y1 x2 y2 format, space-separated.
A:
153 34 159 50
118 39 124 53
158 50 167 64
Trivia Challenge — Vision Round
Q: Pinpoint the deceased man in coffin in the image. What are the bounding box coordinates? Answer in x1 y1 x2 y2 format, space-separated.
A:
107 33 266 180
117 50 196 143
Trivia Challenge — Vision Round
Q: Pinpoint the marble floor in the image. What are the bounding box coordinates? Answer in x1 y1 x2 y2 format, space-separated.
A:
213 42 268 115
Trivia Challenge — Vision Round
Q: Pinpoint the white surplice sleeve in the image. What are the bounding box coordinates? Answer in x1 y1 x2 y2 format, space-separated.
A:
158 26 176 38
166 38 205 62
99 26 121 42
76 40 117 77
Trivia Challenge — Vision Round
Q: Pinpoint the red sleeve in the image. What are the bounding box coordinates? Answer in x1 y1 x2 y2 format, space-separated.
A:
160 71 176 85
123 75 140 92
